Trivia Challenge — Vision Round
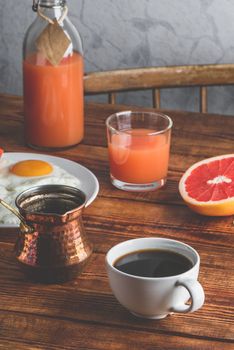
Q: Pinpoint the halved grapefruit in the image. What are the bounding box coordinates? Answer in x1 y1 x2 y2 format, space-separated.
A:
179 154 234 216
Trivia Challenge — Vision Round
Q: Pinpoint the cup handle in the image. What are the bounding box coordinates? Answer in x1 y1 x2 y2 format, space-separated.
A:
171 279 205 313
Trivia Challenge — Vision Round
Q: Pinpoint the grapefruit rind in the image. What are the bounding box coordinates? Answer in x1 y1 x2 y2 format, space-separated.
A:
179 154 234 216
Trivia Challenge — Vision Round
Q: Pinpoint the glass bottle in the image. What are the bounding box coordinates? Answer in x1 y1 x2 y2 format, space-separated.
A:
23 0 84 150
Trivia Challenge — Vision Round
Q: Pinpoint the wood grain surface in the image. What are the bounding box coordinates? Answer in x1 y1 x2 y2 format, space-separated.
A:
0 94 233 350
84 64 234 91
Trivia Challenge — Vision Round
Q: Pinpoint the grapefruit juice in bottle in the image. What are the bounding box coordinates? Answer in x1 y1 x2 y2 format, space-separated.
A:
23 0 84 150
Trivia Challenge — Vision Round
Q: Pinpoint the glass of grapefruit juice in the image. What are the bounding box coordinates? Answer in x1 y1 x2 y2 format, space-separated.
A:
106 111 173 191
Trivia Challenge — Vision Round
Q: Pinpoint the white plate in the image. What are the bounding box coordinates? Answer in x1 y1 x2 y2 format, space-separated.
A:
0 152 99 227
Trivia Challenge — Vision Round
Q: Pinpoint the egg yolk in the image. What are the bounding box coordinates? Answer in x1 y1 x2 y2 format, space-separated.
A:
10 160 53 177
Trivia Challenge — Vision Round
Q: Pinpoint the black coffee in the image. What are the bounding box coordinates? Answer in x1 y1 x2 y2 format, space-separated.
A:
114 249 193 278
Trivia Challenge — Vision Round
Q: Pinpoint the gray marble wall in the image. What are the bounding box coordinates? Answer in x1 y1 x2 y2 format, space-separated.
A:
1 0 234 114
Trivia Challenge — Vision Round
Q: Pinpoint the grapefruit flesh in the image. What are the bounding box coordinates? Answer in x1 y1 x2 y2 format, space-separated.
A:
179 154 234 216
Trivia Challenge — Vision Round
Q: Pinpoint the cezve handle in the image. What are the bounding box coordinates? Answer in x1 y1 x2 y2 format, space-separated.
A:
0 198 34 234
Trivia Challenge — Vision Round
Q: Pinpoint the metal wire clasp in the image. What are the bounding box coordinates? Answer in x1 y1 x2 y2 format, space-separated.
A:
32 0 40 12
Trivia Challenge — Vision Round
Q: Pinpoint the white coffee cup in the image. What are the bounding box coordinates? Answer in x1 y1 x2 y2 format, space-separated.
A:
106 237 205 319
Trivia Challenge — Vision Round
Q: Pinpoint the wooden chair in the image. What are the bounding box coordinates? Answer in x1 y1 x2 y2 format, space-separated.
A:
84 64 234 113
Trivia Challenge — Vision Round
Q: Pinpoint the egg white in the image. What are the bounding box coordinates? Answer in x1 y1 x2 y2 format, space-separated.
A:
0 159 81 225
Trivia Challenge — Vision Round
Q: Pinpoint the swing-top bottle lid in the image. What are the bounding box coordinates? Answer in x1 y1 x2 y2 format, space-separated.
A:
33 0 66 11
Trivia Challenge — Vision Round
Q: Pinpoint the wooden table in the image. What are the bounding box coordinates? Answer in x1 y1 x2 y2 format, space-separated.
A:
0 94 233 350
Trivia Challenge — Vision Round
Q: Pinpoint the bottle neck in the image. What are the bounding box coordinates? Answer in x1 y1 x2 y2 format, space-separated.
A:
34 0 66 10
34 0 67 22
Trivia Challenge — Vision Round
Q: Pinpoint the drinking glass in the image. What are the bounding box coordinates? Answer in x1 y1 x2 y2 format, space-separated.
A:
106 111 173 191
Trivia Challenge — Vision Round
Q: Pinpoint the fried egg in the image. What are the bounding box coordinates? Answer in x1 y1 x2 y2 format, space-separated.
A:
0 159 81 225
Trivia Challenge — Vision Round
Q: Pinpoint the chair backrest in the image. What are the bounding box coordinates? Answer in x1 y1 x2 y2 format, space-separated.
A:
84 64 234 112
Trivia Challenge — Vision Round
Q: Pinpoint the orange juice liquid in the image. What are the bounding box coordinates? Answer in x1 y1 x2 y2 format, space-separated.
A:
108 129 171 183
23 52 84 148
